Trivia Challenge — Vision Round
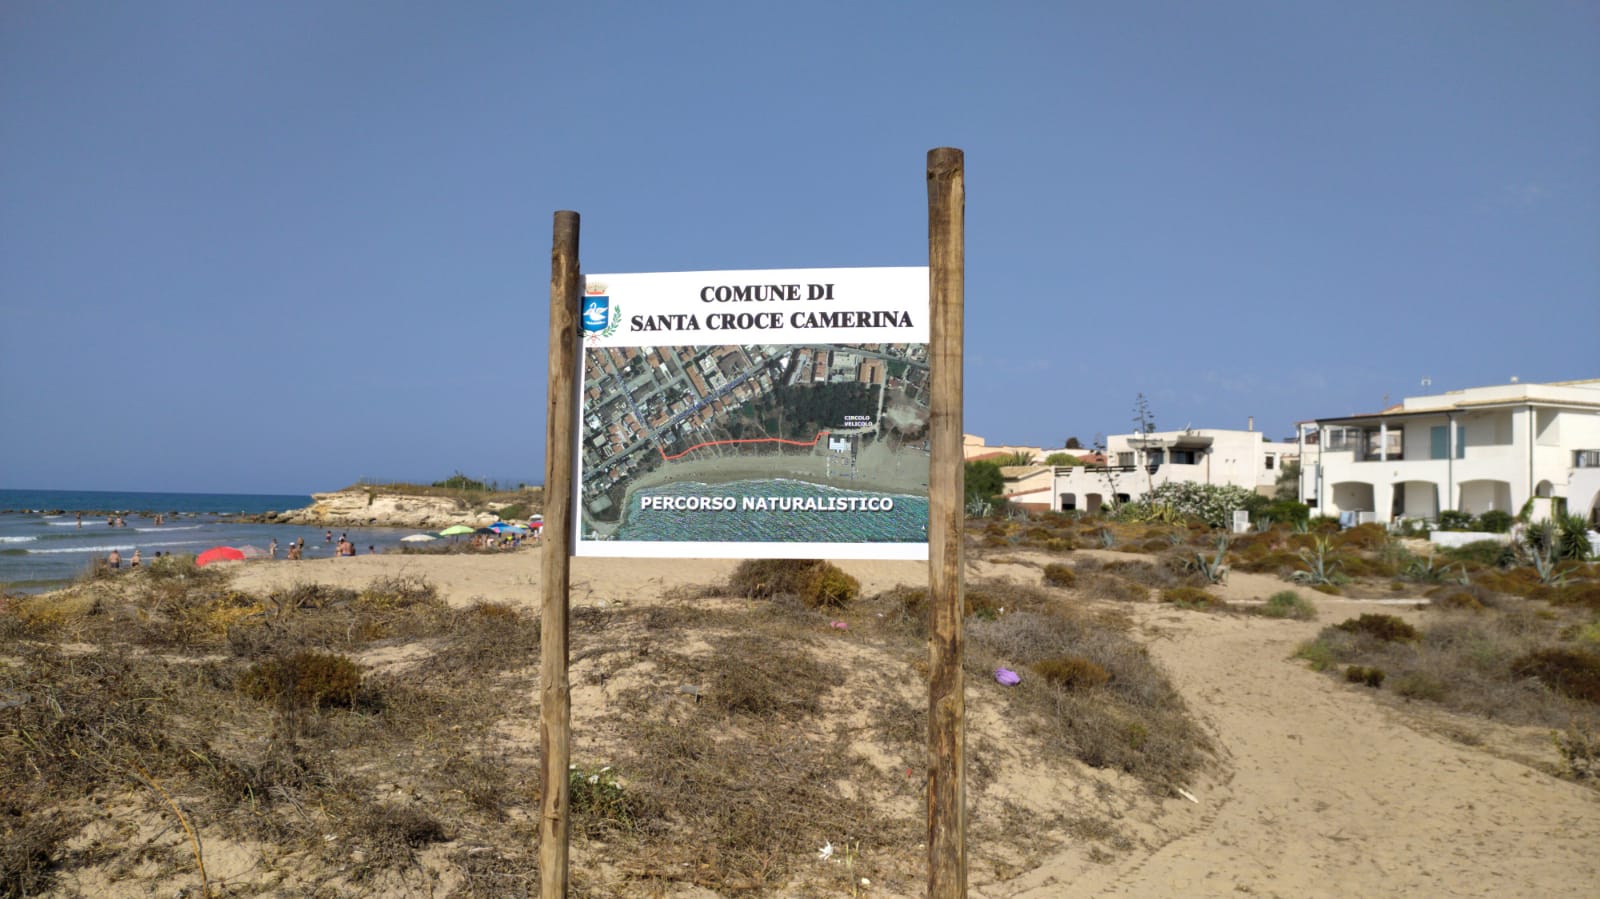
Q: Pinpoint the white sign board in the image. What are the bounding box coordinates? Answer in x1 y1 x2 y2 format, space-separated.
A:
574 267 930 560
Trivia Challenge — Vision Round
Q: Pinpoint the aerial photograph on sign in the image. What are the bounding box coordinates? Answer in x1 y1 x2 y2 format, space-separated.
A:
577 341 931 556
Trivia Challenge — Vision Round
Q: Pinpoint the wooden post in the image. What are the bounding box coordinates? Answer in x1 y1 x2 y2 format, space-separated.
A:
540 210 581 898
925 147 966 897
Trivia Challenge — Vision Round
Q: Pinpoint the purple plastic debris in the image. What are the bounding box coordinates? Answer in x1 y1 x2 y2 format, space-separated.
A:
994 667 1021 686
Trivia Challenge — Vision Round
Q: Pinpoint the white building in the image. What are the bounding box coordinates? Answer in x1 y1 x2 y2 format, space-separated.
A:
1298 378 1600 525
1002 428 1293 513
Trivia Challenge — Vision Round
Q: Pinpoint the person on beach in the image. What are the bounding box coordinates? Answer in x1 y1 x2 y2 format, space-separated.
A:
76 512 82 528
368 545 375 554
288 542 302 560
131 549 141 568
108 549 121 569
269 538 278 559
325 530 333 544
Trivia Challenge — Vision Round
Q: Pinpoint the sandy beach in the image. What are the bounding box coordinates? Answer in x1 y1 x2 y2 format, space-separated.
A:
216 546 1600 897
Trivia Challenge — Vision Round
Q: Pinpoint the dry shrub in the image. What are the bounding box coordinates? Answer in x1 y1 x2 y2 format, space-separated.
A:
1299 602 1600 729
239 651 362 710
802 563 860 608
966 610 1210 789
1032 655 1111 690
1510 648 1600 704
1160 586 1222 609
1083 574 1150 603
707 635 836 717
1427 585 1489 612
358 574 439 609
888 580 1046 630
1234 549 1304 575
7 592 99 637
726 558 858 608
1115 556 1194 590
1335 614 1419 643
0 795 77 897
1341 555 1400 579
1042 563 1076 588
1333 523 1389 552
1255 590 1317 621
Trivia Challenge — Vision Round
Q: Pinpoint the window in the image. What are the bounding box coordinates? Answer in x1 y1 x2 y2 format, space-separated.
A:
1171 449 1199 465
1430 424 1465 460
1265 456 1275 470
1361 428 1403 461
1324 427 1356 451
1117 452 1134 467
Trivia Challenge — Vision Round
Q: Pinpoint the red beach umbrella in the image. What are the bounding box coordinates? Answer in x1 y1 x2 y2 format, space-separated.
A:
196 546 247 567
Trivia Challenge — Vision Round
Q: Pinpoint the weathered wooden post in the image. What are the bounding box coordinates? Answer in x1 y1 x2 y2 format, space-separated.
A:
541 210 581 898
925 147 966 896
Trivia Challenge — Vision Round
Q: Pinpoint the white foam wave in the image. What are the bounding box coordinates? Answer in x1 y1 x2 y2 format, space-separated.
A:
0 536 37 544
135 525 202 532
27 543 137 554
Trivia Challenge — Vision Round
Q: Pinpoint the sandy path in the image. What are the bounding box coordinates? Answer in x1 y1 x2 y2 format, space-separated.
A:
1001 603 1600 898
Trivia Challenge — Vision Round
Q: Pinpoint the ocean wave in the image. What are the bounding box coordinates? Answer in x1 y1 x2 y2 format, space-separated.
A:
25 543 138 554
0 536 36 544
134 525 202 532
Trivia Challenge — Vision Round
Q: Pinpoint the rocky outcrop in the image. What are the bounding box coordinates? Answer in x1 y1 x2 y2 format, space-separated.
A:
262 490 508 530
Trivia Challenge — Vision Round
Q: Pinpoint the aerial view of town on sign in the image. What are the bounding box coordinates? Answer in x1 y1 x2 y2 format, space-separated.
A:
578 342 931 547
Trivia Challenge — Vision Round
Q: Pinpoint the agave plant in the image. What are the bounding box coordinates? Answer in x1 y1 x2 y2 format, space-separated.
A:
1529 542 1571 586
1403 554 1467 585
1190 535 1230 584
1291 536 1345 586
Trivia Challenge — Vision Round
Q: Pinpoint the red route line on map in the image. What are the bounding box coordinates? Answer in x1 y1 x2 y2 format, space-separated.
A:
658 431 830 462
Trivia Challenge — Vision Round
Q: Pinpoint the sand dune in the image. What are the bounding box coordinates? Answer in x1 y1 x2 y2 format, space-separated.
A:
225 549 1600 897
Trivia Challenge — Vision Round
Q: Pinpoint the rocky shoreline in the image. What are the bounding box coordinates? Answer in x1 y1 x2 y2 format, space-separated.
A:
243 488 539 530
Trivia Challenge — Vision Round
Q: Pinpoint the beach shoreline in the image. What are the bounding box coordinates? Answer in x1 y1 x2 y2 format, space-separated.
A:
592 440 931 537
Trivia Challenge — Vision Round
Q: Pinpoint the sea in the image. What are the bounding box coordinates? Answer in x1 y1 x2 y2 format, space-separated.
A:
0 488 423 593
614 478 928 543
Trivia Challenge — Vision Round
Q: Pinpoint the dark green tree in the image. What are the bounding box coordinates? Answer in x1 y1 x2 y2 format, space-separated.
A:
964 460 1004 505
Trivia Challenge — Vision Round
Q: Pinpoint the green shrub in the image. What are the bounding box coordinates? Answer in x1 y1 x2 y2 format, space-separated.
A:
1260 590 1317 620
1557 514 1596 562
568 764 637 835
1031 655 1111 690
1259 500 1310 526
1140 482 1261 528
240 651 362 710
1475 510 1514 534
1345 665 1386 688
1042 564 1076 588
1509 648 1600 703
1439 540 1516 569
1294 640 1338 672
1334 614 1419 643
1437 510 1474 531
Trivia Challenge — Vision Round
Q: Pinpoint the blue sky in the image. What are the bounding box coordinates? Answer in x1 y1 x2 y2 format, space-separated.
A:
2 2 1596 494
